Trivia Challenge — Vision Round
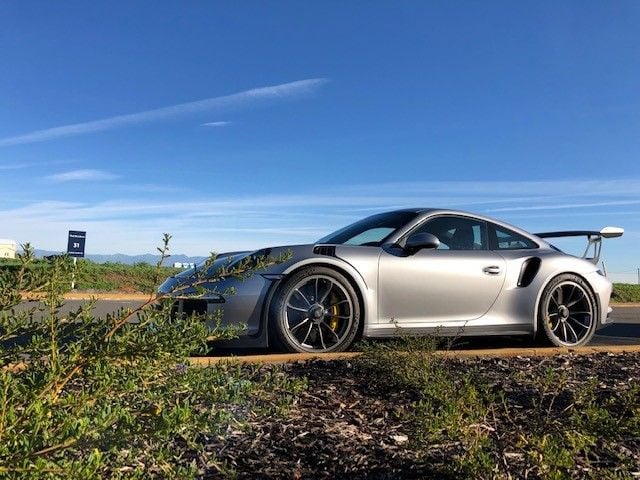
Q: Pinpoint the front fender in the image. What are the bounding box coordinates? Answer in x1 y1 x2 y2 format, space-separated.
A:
279 253 377 331
282 256 369 291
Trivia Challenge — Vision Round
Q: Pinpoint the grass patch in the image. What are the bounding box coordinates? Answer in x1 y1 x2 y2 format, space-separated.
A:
74 260 180 292
0 258 180 293
612 283 640 303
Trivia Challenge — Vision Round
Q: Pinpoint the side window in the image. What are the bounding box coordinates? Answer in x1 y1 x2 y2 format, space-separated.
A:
491 224 538 250
344 227 396 246
412 216 487 251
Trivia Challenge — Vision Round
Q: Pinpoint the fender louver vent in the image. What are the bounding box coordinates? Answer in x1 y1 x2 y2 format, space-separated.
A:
313 245 336 257
518 257 541 287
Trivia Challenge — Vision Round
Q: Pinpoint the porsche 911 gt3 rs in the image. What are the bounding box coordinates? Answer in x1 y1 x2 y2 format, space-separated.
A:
158 209 623 352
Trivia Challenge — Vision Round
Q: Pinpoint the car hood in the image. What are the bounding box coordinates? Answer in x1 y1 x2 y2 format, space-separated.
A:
157 244 317 295
157 250 253 295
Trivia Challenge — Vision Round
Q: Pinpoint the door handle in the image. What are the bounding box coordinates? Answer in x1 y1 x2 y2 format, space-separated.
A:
483 265 502 275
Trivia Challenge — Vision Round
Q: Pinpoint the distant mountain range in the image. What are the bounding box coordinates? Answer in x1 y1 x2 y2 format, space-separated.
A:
33 249 208 266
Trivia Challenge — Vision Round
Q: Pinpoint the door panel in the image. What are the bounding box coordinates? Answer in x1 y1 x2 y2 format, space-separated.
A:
378 249 506 324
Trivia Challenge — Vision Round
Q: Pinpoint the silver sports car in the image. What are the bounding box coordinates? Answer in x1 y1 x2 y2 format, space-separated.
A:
158 209 623 352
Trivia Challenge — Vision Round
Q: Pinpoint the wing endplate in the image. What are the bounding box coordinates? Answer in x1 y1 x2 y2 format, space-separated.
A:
599 226 624 239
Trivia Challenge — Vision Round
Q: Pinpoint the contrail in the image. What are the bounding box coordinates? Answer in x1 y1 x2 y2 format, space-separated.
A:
0 78 327 147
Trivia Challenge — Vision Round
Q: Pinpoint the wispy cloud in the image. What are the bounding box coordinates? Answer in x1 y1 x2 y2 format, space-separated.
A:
200 121 232 127
0 178 637 271
115 183 189 194
0 159 75 170
46 169 119 182
487 199 640 212
0 78 327 147
0 162 33 170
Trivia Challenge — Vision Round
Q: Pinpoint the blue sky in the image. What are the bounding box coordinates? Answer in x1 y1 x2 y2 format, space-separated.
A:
0 2 638 280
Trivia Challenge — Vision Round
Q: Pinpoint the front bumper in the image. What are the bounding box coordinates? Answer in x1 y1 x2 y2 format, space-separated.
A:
160 273 276 338
605 306 614 324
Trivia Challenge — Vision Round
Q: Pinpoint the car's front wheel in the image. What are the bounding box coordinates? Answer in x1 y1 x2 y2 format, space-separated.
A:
537 273 598 347
269 266 361 353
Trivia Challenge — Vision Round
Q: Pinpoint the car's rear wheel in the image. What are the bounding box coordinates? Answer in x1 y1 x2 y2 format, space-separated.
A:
537 274 598 347
269 266 361 353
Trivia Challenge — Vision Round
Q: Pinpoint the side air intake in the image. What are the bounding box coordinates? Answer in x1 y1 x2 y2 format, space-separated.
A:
313 245 336 257
518 257 541 287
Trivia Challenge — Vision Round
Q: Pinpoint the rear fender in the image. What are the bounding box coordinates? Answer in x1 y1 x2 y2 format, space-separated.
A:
531 256 607 334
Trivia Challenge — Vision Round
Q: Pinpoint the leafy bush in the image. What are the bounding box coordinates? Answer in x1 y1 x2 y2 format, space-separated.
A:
0 237 302 478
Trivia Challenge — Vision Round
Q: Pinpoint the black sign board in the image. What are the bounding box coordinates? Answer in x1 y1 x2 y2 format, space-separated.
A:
67 231 86 257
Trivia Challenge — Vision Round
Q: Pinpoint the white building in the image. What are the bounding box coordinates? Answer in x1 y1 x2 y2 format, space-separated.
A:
0 239 17 259
173 262 195 269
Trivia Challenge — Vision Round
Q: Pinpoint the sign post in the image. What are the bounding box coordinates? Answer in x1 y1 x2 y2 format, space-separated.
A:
67 231 86 290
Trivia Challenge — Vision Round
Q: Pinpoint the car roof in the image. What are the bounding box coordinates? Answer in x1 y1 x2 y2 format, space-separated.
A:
386 207 472 215
381 208 550 248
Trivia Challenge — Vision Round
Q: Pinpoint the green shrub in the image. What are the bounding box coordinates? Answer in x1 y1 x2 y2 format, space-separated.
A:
0 237 299 478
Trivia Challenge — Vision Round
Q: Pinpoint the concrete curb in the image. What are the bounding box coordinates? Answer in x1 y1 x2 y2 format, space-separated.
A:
21 292 153 301
62 293 153 301
187 344 640 366
6 346 640 374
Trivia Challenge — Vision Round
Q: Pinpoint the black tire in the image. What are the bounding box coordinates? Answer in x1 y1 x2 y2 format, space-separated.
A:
537 273 598 347
269 266 361 353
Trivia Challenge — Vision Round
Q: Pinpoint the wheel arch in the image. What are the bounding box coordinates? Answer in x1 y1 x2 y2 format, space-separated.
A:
532 270 600 335
279 260 368 339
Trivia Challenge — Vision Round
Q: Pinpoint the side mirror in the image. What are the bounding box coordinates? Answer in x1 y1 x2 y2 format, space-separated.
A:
404 233 440 254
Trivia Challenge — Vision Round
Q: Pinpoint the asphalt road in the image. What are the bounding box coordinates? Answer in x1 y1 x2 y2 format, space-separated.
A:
11 301 640 349
592 308 640 346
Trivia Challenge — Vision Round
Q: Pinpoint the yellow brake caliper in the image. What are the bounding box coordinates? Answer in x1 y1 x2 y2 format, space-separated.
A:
327 305 339 331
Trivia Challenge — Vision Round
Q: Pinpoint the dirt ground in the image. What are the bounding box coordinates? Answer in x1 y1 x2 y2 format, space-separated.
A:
203 353 640 479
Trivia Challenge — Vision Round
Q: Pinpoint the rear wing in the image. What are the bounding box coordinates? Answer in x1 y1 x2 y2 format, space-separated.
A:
534 227 624 264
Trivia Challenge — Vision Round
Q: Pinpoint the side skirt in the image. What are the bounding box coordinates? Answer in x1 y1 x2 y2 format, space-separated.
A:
364 324 533 338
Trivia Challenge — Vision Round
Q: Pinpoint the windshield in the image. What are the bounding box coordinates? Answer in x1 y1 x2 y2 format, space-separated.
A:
317 211 418 246
173 251 248 279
